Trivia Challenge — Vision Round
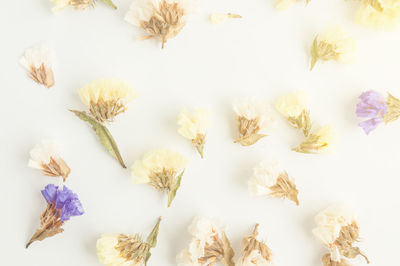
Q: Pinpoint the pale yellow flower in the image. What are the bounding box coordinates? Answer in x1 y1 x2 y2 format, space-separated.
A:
275 0 310 10
293 125 337 154
310 25 356 70
78 78 138 123
97 234 136 266
356 0 400 28
209 13 242 24
276 91 308 119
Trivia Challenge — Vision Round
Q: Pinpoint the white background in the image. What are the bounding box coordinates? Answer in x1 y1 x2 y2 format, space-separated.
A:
1 0 400 265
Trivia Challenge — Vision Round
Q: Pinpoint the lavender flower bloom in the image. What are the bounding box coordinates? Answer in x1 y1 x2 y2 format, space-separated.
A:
356 90 387 135
41 184 84 221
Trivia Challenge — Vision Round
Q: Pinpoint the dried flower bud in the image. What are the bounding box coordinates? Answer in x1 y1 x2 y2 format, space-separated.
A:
97 217 162 266
177 217 235 266
20 45 55 88
28 141 71 182
313 205 369 265
310 25 356 70
249 158 299 205
209 13 242 24
131 149 188 207
125 0 196 48
233 98 276 146
293 125 337 154
237 224 273 266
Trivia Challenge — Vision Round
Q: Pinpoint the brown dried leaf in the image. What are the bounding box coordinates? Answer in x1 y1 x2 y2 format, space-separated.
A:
221 232 235 266
235 133 267 146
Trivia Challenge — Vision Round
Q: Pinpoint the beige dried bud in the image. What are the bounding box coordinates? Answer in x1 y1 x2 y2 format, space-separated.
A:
384 93 400 123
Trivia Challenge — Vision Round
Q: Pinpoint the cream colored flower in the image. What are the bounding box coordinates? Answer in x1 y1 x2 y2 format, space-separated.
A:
209 13 242 24
125 0 196 48
177 217 234 266
310 25 356 70
51 0 117 12
28 140 71 182
313 205 369 264
237 225 273 266
293 125 337 154
233 98 276 146
78 78 138 123
131 149 188 207
356 0 400 28
275 0 310 10
248 159 299 205
178 108 210 158
20 45 55 88
97 217 161 266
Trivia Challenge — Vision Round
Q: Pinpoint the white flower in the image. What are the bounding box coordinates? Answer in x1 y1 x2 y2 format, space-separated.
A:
96 234 136 266
356 0 400 28
28 140 70 181
20 45 55 88
178 108 210 140
125 0 197 48
51 0 71 12
275 91 308 119
237 250 273 266
248 159 281 196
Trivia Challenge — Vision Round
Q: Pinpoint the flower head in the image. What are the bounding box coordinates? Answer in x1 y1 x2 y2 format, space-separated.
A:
233 98 276 146
293 125 337 154
125 0 196 48
310 25 356 70
97 217 161 266
356 90 387 134
28 141 71 182
78 78 138 124
312 205 369 264
20 45 55 88
26 184 84 248
178 108 211 158
249 158 299 205
236 225 273 266
131 149 188 207
355 0 400 28
209 13 242 24
51 0 117 12
276 91 311 136
177 217 234 266
275 0 310 10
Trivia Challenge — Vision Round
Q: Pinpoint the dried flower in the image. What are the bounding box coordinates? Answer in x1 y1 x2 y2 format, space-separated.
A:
233 98 276 146
276 91 311 137
125 0 196 48
26 184 84 248
131 149 188 207
356 90 400 134
178 108 211 158
177 217 235 266
293 125 337 154
312 205 369 265
71 78 138 168
275 0 310 10
20 45 55 88
51 0 117 12
236 224 273 266
310 25 356 70
355 0 400 28
97 217 161 266
209 13 242 24
28 140 71 182
248 158 299 205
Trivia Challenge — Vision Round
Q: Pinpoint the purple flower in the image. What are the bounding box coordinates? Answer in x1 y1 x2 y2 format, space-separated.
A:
41 184 84 222
356 90 387 135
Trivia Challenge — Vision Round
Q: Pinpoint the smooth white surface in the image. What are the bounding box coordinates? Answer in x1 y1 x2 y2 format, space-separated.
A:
1 0 400 265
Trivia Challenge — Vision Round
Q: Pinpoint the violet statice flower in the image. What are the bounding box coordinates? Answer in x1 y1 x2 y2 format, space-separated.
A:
356 90 387 135
26 184 84 248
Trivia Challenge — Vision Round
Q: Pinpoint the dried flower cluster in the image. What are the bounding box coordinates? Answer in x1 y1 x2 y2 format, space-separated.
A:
236 224 274 266
356 90 400 134
248 158 299 205
97 217 161 266
355 0 400 28
276 91 337 154
26 184 84 248
310 25 356 70
209 13 242 24
131 149 188 207
178 108 211 158
313 205 369 266
71 78 138 168
177 217 235 266
125 0 196 48
28 141 71 182
275 0 311 10
51 0 117 12
233 98 276 146
20 45 55 88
